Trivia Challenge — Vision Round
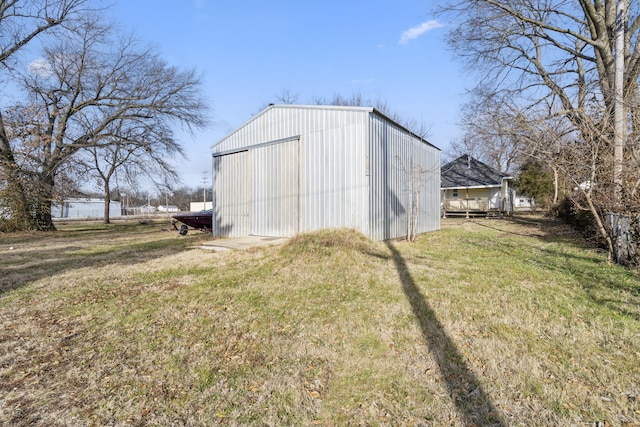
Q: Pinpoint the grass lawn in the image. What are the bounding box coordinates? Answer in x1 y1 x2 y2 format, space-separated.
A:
0 216 639 426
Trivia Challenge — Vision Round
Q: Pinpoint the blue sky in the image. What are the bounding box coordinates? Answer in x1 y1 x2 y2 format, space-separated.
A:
108 0 470 190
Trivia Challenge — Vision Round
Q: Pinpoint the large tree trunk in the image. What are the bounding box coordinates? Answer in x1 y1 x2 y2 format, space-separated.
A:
0 112 33 231
0 171 32 231
32 172 56 231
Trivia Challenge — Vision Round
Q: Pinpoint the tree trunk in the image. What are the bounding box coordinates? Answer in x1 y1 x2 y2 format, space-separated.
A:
103 181 111 224
552 166 559 205
585 194 614 263
0 172 31 230
0 112 33 231
407 172 413 241
33 200 55 231
412 190 420 242
33 173 56 231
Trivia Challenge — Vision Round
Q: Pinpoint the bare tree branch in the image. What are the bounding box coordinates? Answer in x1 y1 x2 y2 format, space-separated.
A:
2 14 209 230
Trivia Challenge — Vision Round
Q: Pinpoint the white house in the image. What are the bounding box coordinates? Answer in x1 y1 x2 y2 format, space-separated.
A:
211 104 441 241
441 155 514 217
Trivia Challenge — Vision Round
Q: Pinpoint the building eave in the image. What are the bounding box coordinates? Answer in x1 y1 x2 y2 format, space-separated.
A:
441 184 503 190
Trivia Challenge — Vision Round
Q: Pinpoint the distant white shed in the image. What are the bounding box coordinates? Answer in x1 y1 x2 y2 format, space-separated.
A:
189 202 212 212
211 104 441 241
157 205 180 213
514 196 536 212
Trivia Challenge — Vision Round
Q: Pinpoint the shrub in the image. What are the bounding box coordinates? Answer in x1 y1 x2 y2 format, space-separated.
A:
551 196 602 246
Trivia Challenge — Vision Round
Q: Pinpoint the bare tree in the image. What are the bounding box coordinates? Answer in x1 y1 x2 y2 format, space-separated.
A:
323 91 432 139
453 89 525 174
275 87 299 104
514 114 573 205
396 156 439 241
445 137 485 164
84 117 184 223
0 0 92 65
3 17 208 230
0 0 94 230
437 0 640 262
256 87 300 112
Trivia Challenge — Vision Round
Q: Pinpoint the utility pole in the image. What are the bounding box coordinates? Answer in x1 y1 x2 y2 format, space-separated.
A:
613 0 626 263
201 171 208 206
613 0 626 210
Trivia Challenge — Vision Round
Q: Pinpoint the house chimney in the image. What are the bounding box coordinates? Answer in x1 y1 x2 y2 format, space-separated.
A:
467 155 471 169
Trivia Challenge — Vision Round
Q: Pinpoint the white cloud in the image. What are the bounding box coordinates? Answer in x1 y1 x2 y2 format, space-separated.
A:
28 58 53 78
399 20 445 45
351 78 374 84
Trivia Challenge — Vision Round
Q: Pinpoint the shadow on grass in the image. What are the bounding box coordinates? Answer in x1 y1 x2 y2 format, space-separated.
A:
461 219 640 321
470 215 595 249
386 241 506 426
537 245 640 321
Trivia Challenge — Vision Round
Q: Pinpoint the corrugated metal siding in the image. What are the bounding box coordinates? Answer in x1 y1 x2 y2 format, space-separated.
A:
213 150 252 238
213 106 371 238
302 108 369 235
252 138 299 236
212 105 440 240
368 113 440 241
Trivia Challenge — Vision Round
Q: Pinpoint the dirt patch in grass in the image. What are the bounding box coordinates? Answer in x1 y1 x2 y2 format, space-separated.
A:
1 218 639 425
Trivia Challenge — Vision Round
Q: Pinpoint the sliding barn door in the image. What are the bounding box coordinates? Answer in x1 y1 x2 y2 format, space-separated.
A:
252 138 299 237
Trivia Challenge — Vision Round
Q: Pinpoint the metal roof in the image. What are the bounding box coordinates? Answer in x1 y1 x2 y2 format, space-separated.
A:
212 104 440 152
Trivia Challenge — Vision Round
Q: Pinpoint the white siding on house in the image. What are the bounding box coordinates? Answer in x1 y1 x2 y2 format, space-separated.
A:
489 188 501 209
514 196 535 211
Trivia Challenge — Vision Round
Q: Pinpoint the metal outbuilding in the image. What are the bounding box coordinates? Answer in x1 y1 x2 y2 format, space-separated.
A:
211 104 441 241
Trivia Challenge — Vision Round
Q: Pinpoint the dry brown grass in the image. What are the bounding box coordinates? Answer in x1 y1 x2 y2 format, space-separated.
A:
0 217 639 426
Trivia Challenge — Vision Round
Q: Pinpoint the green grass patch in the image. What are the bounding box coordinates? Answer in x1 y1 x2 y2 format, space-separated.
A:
1 218 639 425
